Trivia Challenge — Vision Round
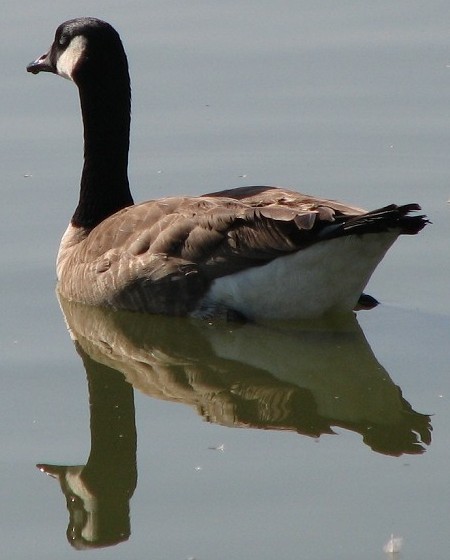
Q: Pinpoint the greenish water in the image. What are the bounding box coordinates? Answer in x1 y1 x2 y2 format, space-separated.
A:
1 2 449 559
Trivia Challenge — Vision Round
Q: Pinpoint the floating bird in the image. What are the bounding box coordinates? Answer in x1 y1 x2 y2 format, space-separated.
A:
27 18 427 321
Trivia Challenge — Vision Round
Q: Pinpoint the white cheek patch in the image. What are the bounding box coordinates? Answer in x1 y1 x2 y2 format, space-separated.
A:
56 35 87 80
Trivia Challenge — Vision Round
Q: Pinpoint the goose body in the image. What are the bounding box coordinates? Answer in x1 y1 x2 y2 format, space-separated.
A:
27 18 427 321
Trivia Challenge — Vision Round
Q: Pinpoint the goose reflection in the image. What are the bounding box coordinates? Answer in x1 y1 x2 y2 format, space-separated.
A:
39 297 431 549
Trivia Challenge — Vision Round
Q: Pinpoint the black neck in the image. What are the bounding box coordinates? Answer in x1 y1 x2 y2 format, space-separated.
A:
71 70 134 229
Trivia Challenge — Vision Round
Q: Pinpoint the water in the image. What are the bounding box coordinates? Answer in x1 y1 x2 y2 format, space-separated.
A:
1 2 449 558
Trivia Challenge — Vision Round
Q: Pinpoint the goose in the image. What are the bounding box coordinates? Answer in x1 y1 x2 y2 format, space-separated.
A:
27 17 427 321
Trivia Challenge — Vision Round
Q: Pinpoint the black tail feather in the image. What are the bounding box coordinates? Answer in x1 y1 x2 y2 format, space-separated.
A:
320 203 428 240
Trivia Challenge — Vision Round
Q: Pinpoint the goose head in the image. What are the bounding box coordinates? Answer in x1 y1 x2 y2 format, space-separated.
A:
27 17 128 85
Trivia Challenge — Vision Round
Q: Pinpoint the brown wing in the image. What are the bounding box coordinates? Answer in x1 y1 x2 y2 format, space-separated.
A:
203 185 367 215
62 192 340 313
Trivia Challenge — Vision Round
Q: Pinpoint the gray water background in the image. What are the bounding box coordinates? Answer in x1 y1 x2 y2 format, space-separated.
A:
1 2 449 559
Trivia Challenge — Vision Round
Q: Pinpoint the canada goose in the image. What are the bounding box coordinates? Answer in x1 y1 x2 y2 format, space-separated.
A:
27 17 427 321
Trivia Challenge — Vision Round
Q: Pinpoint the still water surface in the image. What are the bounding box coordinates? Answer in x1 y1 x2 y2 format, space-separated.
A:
1 2 449 559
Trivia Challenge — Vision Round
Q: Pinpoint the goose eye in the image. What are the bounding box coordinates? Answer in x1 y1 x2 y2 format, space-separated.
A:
58 34 69 47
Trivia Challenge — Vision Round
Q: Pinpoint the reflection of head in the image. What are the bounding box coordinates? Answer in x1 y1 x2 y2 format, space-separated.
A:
38 464 132 549
37 353 137 549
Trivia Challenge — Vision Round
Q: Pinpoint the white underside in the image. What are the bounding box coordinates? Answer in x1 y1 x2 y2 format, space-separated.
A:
197 233 398 320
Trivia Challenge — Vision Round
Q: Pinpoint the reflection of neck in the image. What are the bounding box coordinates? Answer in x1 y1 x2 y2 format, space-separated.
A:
80 346 137 497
